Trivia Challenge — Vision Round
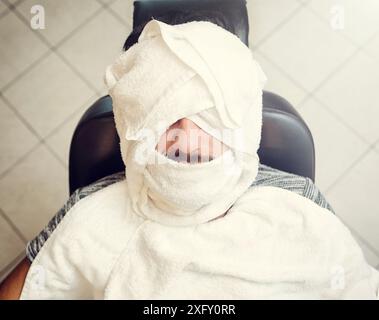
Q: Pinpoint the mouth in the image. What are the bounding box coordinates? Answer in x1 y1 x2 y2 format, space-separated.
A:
165 149 215 164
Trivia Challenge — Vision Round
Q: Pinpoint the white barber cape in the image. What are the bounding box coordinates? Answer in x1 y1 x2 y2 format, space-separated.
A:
20 179 379 299
20 19 379 299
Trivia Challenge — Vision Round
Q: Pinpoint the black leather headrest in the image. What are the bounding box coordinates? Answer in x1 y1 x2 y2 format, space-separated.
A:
127 0 249 48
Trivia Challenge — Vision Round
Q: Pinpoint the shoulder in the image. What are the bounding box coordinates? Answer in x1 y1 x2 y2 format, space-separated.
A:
256 163 335 213
55 179 142 245
21 180 144 298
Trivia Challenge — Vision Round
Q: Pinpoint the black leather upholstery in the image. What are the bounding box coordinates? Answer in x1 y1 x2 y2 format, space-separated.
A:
68 0 315 194
133 0 249 46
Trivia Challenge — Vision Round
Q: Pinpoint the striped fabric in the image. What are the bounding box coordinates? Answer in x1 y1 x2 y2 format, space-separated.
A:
26 164 334 262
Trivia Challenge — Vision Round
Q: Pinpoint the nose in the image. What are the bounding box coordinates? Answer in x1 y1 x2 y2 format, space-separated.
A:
168 118 202 155
175 118 195 131
156 118 227 163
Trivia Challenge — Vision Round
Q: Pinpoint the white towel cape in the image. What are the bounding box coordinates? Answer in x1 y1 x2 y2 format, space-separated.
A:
20 19 379 299
20 180 379 299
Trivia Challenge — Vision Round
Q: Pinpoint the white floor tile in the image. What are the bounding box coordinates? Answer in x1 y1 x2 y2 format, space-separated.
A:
0 144 68 241
258 6 357 92
16 0 102 46
308 0 379 47
0 99 39 176
109 0 133 28
299 98 368 192
0 10 49 89
253 50 308 107
2 52 95 138
246 0 302 48
0 213 25 272
58 10 130 94
326 149 379 252
314 51 379 144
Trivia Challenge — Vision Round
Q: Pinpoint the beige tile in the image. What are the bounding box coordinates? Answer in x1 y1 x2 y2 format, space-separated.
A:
45 95 96 166
309 0 379 47
0 99 39 176
109 0 133 28
15 0 101 46
326 150 379 252
253 50 308 107
247 0 302 48
58 9 130 94
258 7 356 92
0 10 49 89
0 144 68 240
314 51 379 144
0 213 25 272
2 52 95 138
299 98 368 192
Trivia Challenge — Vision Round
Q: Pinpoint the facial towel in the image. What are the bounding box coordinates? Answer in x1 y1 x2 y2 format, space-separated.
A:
104 18 267 226
19 19 379 300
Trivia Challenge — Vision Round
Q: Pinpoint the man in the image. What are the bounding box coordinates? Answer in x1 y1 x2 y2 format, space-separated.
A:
2 14 378 298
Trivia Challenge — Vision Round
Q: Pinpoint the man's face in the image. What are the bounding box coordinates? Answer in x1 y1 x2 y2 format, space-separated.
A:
156 118 229 164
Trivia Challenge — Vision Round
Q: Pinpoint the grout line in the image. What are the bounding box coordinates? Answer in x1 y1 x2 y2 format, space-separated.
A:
0 1 103 183
0 0 102 175
305 0 379 54
257 17 378 149
253 48 310 104
51 5 106 50
42 94 98 143
257 47 375 151
3 0 103 97
324 145 373 195
304 2 362 48
253 2 306 50
0 49 52 93
0 92 43 142
360 30 379 60
0 9 10 20
96 0 117 6
0 142 41 181
41 141 69 170
105 1 133 29
0 91 94 174
0 207 28 244
255 51 310 94
371 137 379 155
0 96 67 179
309 95 372 146
40 93 100 167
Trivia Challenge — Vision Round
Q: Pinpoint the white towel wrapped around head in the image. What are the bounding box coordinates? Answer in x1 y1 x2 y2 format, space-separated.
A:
104 19 267 226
